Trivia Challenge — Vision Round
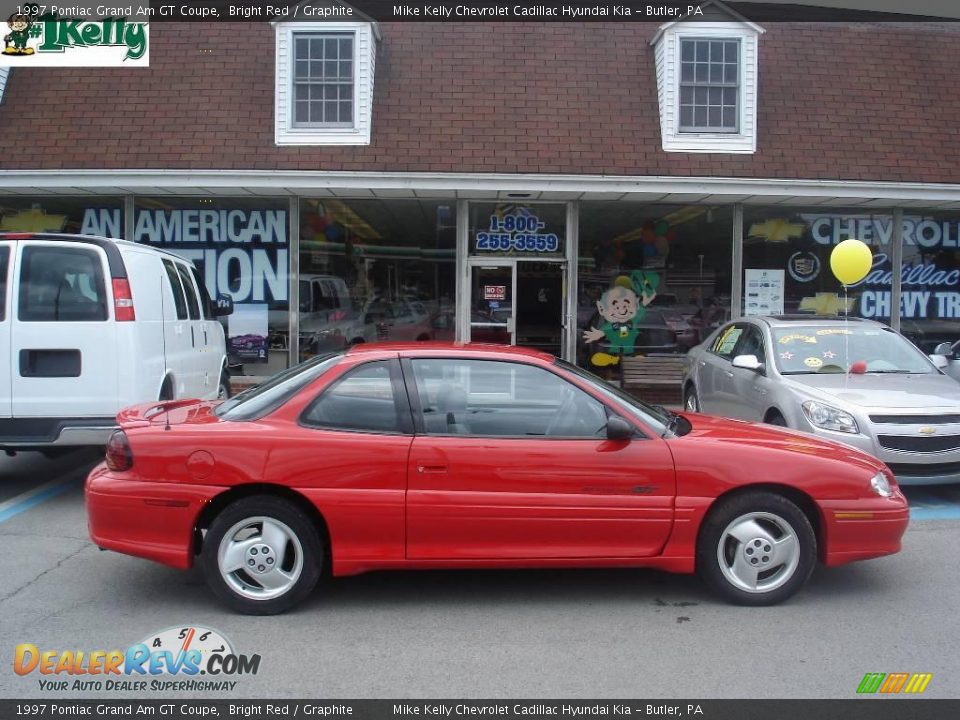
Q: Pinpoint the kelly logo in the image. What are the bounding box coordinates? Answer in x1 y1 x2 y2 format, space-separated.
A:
0 5 148 66
856 672 933 694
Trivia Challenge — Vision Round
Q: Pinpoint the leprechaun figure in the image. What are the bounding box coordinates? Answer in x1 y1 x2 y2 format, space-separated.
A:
582 270 660 367
4 14 34 55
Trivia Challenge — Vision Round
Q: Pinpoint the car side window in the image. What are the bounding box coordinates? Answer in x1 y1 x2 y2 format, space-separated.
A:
734 326 765 360
175 263 201 320
411 358 608 438
161 259 188 320
301 361 406 434
18 246 108 322
710 324 745 360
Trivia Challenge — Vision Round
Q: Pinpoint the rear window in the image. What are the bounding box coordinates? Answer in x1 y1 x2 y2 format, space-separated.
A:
18 246 108 322
0 247 9 321
215 353 344 421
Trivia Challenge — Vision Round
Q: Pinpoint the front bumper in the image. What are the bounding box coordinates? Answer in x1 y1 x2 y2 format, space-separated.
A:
820 492 910 567
86 463 223 570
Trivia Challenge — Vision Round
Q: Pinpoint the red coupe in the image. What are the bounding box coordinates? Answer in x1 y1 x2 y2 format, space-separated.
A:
86 343 909 614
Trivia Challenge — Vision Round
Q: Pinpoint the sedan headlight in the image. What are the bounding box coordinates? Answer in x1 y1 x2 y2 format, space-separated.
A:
870 471 893 498
801 400 859 434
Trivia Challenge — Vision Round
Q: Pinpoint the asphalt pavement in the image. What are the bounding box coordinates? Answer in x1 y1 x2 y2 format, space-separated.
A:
1 449 959 700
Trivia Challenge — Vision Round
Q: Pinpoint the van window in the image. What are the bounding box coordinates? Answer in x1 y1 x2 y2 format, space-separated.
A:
0 247 9 321
190 266 213 319
18 246 108 322
175 263 201 320
161 259 188 320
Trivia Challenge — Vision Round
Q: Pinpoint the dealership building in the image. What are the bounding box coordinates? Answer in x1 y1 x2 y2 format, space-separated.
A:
2 1 960 379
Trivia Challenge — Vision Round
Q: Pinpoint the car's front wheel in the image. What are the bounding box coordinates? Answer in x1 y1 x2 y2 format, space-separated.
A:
201 496 322 615
696 491 816 606
684 385 700 412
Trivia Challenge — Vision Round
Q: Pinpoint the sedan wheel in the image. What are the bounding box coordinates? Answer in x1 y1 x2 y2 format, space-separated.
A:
202 496 322 614
697 492 815 606
684 386 700 412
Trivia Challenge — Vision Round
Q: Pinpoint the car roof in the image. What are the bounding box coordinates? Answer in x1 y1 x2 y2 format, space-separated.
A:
750 315 883 329
347 341 555 362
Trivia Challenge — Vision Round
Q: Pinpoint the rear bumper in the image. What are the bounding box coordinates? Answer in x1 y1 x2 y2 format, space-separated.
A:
0 417 116 448
85 464 223 570
820 493 910 566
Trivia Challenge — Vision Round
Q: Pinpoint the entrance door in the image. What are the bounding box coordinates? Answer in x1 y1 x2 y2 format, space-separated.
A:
468 261 566 356
469 264 513 345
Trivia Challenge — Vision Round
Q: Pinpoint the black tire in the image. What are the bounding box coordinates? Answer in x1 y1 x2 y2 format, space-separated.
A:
766 411 787 427
696 491 816 606
159 377 173 401
683 385 700 413
201 495 323 615
217 370 231 400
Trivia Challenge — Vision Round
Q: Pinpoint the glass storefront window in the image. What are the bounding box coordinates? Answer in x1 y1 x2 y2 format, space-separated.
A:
0 197 123 237
298 199 456 359
742 208 890 326
897 211 960 351
577 203 733 371
133 197 290 376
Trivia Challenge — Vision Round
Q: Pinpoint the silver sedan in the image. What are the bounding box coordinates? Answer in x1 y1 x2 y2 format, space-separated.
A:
682 315 960 485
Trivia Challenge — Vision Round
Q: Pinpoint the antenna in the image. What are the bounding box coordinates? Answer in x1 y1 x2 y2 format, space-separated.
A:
160 273 171 432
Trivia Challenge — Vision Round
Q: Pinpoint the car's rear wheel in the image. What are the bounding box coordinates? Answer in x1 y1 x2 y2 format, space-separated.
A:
684 385 700 412
696 491 816 606
201 496 322 615
217 370 231 400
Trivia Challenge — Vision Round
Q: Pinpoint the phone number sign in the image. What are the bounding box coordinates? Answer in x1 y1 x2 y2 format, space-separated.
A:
475 211 560 253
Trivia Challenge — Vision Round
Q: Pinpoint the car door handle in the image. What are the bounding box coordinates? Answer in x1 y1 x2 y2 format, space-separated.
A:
417 464 448 474
725 370 734 377
699 361 706 367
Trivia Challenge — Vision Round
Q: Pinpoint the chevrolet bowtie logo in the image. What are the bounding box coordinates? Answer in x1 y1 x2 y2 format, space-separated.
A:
919 427 937 435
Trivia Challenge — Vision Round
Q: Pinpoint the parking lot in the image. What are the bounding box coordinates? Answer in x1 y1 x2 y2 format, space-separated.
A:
2 449 959 700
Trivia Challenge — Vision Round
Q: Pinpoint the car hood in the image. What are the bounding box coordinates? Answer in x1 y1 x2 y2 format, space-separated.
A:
781 372 960 410
678 413 884 475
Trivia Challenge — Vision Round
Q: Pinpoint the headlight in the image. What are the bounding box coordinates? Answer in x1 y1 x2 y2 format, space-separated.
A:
870 471 893 498
801 400 859 434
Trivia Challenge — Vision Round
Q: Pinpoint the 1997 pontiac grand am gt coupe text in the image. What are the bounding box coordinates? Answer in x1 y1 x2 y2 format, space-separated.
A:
86 343 908 614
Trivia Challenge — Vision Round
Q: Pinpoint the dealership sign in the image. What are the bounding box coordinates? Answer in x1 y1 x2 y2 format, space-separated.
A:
808 214 960 247
81 208 287 304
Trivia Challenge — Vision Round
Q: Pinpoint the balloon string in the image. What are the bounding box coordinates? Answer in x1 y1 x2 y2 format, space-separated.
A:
844 284 849 389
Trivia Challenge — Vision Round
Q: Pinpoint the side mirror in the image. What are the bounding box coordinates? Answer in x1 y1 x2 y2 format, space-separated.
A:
933 342 954 357
930 354 949 369
214 294 234 317
732 354 764 372
606 415 635 441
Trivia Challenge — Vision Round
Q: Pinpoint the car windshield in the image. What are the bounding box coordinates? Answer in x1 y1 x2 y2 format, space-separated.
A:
556 359 671 434
215 352 345 421
771 325 935 375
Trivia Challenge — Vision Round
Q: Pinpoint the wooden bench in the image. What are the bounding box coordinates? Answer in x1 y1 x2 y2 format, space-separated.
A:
620 355 687 405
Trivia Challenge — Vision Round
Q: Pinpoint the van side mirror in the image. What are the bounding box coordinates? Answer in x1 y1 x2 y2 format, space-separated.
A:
732 354 764 373
214 294 234 317
934 342 954 357
605 416 635 441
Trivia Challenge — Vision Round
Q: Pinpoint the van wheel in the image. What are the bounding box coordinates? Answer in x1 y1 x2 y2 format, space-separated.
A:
159 378 173 401
201 496 322 615
217 371 231 400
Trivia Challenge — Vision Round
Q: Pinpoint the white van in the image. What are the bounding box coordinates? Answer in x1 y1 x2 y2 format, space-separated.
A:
0 232 232 453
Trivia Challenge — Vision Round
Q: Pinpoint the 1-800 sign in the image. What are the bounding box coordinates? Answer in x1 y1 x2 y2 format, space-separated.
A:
476 211 559 253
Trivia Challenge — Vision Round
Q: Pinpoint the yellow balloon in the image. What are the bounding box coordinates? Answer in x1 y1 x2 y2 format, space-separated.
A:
830 239 873 286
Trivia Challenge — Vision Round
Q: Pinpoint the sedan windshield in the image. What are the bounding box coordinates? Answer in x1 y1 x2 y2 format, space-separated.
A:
215 352 345 421
771 325 934 375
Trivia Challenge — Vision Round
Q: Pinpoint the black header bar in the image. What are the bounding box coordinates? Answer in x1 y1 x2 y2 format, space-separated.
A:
0 1 955 23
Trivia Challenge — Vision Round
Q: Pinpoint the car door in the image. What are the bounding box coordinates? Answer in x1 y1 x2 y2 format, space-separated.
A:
404 356 676 560
261 358 414 564
696 322 746 417
725 323 772 421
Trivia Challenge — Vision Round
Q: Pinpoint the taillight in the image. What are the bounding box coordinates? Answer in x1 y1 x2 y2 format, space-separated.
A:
112 278 136 321
105 431 133 472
